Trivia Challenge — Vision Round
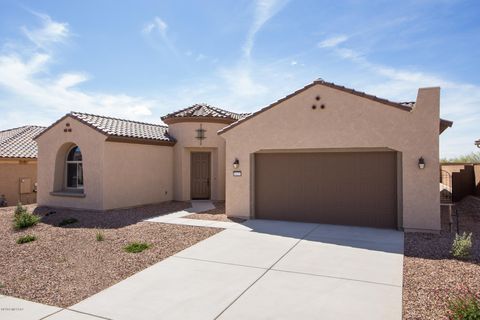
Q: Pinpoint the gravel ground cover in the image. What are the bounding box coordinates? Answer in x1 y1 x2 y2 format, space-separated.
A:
185 201 246 223
0 201 220 307
403 196 480 319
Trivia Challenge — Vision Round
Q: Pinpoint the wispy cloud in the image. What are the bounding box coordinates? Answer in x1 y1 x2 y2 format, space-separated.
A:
317 36 480 157
212 0 291 108
142 16 168 37
0 53 154 118
142 16 176 53
218 64 268 98
317 35 349 48
243 0 289 58
0 13 156 129
195 53 206 61
20 11 69 50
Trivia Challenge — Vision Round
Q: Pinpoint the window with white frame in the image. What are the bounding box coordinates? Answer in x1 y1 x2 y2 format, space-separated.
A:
66 146 83 189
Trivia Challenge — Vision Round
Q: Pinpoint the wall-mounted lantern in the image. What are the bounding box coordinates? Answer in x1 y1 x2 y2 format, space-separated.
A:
195 124 206 145
418 157 425 169
233 158 240 169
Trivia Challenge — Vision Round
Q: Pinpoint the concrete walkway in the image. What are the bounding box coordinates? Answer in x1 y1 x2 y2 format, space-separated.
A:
0 295 61 320
146 200 251 230
64 220 404 320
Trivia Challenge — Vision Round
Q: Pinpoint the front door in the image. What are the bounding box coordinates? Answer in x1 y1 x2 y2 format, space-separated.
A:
191 152 211 199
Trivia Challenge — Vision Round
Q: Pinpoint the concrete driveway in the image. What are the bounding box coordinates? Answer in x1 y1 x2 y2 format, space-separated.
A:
59 220 403 320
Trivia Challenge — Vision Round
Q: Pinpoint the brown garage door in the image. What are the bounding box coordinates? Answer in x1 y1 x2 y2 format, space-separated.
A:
255 152 398 229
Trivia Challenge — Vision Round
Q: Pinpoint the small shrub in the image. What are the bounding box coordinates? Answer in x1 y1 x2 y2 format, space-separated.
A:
451 232 473 260
16 235 36 244
124 242 151 253
58 218 78 227
96 231 105 241
13 212 40 230
448 295 480 320
14 202 27 216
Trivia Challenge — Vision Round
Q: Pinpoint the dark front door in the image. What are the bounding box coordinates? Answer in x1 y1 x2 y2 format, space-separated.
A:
191 152 211 199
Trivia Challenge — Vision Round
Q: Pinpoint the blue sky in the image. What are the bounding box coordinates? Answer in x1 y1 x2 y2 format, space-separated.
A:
0 0 479 158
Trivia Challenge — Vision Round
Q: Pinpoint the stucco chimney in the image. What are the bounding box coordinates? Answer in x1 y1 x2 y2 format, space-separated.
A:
414 87 440 121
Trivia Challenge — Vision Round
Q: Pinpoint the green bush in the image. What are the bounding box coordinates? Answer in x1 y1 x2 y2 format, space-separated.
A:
14 202 27 216
448 295 480 320
441 151 480 164
124 242 151 253
96 231 105 241
58 218 78 227
451 232 473 260
13 211 40 230
16 235 36 244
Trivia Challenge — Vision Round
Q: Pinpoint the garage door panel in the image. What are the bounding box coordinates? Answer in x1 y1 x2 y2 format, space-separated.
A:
255 152 397 229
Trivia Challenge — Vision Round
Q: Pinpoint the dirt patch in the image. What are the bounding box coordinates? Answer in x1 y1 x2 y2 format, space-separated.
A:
0 201 220 307
403 196 480 319
185 201 246 223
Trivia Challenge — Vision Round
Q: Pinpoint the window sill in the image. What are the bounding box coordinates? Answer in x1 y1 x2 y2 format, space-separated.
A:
50 191 86 198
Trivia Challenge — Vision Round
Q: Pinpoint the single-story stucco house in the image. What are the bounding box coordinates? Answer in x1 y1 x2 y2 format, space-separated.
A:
0 125 45 206
35 79 453 232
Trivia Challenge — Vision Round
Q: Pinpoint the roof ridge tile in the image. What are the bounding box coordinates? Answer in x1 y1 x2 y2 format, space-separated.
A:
161 104 249 122
70 111 168 128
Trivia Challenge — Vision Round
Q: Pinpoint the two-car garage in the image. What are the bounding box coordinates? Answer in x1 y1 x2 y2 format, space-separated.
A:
254 151 399 229
221 80 446 232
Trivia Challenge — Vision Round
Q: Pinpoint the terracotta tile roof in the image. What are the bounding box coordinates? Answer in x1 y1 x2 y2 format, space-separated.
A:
0 126 45 159
161 103 249 124
70 112 174 142
35 112 175 145
400 101 416 108
219 79 453 134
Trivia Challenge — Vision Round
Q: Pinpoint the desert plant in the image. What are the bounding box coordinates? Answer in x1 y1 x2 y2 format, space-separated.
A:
124 242 151 253
441 151 480 164
451 232 473 260
16 235 36 244
14 202 27 216
58 218 78 227
96 230 105 241
13 211 40 230
448 294 480 320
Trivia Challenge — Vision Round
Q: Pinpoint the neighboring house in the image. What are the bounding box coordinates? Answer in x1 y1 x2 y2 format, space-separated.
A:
0 125 45 206
35 79 452 232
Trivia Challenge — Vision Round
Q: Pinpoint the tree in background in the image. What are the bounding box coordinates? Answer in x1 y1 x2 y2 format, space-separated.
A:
441 151 480 163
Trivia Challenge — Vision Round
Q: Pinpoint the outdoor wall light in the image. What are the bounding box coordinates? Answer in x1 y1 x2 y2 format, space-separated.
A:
233 158 240 169
418 157 425 169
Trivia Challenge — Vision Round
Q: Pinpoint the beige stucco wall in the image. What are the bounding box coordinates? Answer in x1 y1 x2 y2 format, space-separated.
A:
0 160 37 206
221 84 441 232
168 122 227 201
441 164 467 175
102 141 173 210
36 116 107 210
37 116 176 211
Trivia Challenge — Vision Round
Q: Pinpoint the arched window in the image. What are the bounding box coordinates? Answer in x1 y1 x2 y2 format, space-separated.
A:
66 146 83 189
